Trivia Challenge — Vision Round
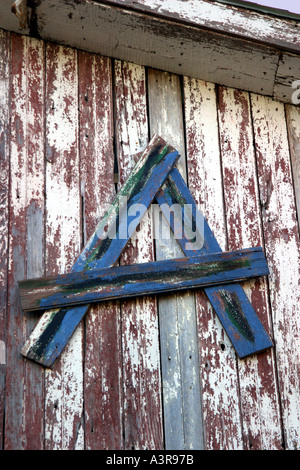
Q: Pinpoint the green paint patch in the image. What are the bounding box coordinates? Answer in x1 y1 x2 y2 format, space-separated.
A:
69 257 250 293
217 290 255 343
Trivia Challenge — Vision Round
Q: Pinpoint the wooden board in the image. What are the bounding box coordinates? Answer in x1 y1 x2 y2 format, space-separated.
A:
22 134 179 367
1 30 300 450
0 29 10 450
4 34 45 450
183 77 244 449
20 1 280 97
251 94 300 450
3 0 300 105
218 86 282 449
98 0 300 53
274 53 300 104
19 248 269 311
78 51 122 450
0 31 11 450
156 169 273 358
78 137 179 271
114 60 163 450
148 69 205 450
43 43 83 450
286 105 300 232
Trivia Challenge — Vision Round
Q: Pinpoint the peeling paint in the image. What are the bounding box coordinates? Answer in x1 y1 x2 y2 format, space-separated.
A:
252 94 300 450
2 29 300 451
44 42 83 451
0 341 5 365
115 61 163 450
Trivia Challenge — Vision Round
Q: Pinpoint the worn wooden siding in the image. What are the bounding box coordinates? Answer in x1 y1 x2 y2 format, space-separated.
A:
0 29 299 450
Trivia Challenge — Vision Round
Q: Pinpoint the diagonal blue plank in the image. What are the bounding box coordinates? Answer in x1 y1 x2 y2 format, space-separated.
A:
21 135 179 367
155 168 273 358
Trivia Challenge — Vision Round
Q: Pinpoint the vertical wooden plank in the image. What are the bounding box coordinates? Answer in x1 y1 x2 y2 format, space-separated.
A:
218 86 283 449
4 34 45 449
114 60 164 449
251 95 300 450
78 51 123 450
183 77 243 449
0 29 10 451
148 69 204 450
44 43 83 450
286 105 300 233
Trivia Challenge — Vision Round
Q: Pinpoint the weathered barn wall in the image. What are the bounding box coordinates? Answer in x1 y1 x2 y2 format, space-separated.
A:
0 29 300 450
1 0 300 105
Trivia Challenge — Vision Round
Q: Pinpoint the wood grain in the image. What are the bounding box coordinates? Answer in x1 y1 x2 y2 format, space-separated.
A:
98 0 300 53
0 29 10 451
156 169 273 358
44 43 83 450
274 53 300 104
19 248 270 311
4 34 45 450
148 69 205 450
183 77 243 449
114 60 163 450
78 51 123 450
286 105 300 232
1 29 300 450
78 135 179 271
218 86 282 449
251 94 300 450
2 0 290 102
22 134 178 367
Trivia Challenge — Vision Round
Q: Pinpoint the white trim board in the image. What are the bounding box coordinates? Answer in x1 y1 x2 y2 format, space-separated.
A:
1 0 300 104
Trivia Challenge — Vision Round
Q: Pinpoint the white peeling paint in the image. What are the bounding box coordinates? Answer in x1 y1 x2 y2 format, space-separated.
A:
184 77 243 450
109 0 299 51
115 61 149 165
44 43 83 450
0 340 5 365
251 94 300 450
218 86 282 449
10 37 45 221
115 61 163 449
